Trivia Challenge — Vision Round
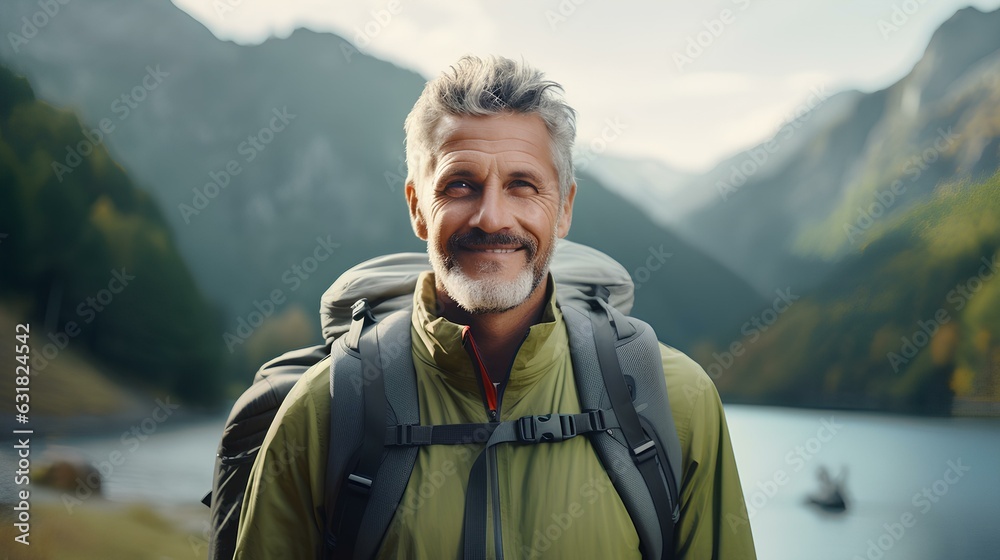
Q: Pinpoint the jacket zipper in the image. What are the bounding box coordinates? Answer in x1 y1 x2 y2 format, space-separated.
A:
461 327 528 560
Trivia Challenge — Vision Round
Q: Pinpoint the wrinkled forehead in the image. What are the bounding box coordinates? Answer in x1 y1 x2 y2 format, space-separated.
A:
427 113 557 176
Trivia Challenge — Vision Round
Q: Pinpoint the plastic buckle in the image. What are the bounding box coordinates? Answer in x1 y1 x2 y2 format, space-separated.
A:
351 298 371 321
346 473 373 494
518 414 577 443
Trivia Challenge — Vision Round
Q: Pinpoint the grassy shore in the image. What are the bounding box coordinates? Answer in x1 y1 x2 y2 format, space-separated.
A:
1 493 210 560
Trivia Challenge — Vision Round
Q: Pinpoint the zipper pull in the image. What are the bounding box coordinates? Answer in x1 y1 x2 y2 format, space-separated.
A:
491 383 502 422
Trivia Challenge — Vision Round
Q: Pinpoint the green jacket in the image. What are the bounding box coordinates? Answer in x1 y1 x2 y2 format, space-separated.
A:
235 273 756 559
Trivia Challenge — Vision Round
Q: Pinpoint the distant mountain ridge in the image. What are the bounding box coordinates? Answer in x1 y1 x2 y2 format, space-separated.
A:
0 0 764 356
0 65 223 402
673 6 1000 292
4 1 999 414
702 171 1000 414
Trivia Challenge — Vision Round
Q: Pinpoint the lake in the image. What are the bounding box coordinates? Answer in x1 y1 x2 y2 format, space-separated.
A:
27 405 1000 559
725 406 999 560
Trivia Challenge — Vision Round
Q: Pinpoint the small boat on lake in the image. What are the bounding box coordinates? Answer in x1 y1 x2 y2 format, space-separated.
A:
807 465 848 513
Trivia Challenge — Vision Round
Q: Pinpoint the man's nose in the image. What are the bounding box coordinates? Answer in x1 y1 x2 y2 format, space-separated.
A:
469 184 515 233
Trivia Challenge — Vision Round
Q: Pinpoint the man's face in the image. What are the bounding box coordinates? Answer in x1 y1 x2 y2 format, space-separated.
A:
406 113 576 314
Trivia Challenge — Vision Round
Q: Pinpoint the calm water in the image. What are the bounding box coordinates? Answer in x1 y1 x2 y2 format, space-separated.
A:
29 405 1000 559
726 406 999 560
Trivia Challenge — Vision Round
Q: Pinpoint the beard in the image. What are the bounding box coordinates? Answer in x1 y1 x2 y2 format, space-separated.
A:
428 227 557 314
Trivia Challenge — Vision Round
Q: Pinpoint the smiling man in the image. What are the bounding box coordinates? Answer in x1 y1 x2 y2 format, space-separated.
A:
234 55 756 559
411 109 575 393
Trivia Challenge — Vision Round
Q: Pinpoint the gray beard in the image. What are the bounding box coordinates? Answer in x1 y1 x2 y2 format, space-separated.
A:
428 228 557 314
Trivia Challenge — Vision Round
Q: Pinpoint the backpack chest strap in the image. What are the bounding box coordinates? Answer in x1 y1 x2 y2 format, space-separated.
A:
380 408 618 560
383 408 617 447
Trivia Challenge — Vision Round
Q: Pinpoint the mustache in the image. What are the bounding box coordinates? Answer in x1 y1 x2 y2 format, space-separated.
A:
447 230 538 259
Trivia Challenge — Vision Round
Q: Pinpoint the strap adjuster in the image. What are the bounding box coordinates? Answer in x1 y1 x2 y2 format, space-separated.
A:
517 414 577 443
632 439 657 463
394 424 414 445
351 298 374 321
585 409 607 431
346 473 373 494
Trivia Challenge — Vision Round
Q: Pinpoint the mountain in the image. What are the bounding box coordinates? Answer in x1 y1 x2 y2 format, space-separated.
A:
675 7 1000 293
1 0 427 329
568 172 765 347
583 154 700 226
0 0 764 357
0 65 223 403
701 171 1000 414
6 0 996 414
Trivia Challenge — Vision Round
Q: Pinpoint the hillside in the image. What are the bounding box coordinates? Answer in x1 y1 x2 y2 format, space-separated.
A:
3 0 998 414
0 65 224 403
0 0 765 356
677 7 1000 293
568 172 765 347
702 171 1000 414
0 0 427 324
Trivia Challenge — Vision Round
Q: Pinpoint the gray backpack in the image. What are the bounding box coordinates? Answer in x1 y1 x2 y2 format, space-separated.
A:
206 239 682 560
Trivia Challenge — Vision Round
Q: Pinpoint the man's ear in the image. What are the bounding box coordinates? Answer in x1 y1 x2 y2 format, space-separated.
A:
556 182 576 238
405 180 428 240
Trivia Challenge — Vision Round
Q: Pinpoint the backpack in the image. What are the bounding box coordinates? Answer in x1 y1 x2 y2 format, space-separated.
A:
204 239 683 560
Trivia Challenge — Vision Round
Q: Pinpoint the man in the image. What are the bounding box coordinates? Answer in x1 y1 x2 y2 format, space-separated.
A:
235 55 756 559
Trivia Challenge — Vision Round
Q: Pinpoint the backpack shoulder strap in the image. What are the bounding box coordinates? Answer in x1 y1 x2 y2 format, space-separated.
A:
324 299 419 560
560 297 682 560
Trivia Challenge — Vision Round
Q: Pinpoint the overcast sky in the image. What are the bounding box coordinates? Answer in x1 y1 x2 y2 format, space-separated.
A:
172 0 1000 172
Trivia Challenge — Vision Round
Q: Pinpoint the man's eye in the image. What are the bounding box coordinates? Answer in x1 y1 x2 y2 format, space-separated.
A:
444 181 474 193
510 180 537 191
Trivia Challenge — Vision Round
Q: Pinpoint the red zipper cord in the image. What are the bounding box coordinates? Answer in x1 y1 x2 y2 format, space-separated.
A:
461 326 497 414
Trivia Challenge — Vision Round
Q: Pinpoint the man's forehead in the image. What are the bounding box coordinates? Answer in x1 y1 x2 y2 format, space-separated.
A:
434 114 549 148
431 113 555 169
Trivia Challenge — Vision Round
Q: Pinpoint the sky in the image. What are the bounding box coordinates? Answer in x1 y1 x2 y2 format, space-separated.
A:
171 0 1000 173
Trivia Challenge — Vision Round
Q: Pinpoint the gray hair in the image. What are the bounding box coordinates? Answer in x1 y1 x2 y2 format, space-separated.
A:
403 55 577 199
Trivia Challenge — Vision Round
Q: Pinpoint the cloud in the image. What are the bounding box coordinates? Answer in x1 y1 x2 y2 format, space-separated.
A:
666 72 760 97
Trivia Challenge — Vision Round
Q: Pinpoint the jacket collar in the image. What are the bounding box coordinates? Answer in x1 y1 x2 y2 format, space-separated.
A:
410 271 568 400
